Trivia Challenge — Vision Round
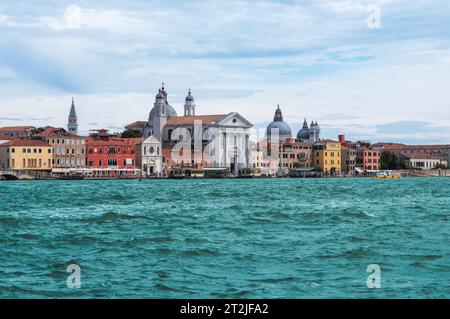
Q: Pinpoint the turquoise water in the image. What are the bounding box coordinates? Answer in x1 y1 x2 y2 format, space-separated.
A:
0 178 449 298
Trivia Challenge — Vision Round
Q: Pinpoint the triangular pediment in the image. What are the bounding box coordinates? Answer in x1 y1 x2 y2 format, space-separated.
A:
217 112 253 128
143 135 161 144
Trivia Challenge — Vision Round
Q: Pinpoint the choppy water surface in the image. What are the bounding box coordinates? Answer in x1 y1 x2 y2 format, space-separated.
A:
0 178 449 298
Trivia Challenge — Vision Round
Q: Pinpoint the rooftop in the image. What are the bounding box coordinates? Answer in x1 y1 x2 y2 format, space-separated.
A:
0 138 50 147
38 127 84 139
166 115 227 126
374 143 450 151
125 121 147 129
400 152 446 160
86 136 142 146
0 126 35 132
0 134 15 140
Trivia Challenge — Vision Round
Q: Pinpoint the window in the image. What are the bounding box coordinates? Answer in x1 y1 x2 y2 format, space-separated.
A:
149 146 155 154
11 148 15 153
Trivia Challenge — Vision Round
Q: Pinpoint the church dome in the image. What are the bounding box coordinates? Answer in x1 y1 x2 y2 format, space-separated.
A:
149 103 177 118
297 118 310 140
149 86 178 120
186 89 194 102
266 105 292 141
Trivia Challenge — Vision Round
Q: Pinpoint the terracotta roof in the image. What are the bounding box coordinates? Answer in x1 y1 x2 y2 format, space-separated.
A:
116 138 143 145
86 137 140 146
400 152 445 160
0 126 35 131
38 127 84 139
126 121 147 129
317 139 340 143
0 134 15 140
374 143 450 151
166 115 227 126
0 138 50 147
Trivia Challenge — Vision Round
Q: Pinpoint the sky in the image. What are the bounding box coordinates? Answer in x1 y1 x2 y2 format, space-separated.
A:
0 0 449 144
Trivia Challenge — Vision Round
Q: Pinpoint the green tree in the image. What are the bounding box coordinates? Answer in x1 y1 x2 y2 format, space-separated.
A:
434 163 448 170
380 151 406 170
121 129 142 138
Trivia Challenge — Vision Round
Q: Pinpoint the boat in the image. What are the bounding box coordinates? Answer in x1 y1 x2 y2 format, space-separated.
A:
371 171 401 179
238 168 262 178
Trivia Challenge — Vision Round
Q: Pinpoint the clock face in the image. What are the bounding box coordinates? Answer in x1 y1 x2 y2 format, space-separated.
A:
149 146 155 154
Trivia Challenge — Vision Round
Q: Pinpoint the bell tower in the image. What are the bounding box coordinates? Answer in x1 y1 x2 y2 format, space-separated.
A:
184 89 196 116
67 97 78 135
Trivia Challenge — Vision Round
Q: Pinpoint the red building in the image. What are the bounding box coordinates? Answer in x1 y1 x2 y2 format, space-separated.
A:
356 147 381 171
339 135 380 172
85 132 141 176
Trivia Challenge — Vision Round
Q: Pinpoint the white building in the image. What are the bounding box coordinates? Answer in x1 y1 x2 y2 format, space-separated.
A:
401 153 448 169
130 84 253 175
137 136 163 176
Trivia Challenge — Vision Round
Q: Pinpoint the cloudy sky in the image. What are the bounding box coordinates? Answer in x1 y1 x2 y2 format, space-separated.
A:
0 0 449 144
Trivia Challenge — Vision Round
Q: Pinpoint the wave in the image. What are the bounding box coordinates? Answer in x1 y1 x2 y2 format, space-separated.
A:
181 248 220 257
0 216 19 227
82 211 148 223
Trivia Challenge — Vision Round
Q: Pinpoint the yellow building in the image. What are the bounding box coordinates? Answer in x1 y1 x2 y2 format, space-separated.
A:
0 139 53 171
313 140 342 176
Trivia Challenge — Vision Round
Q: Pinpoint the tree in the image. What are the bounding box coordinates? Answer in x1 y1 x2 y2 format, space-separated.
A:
121 129 142 138
330 167 337 176
380 151 406 170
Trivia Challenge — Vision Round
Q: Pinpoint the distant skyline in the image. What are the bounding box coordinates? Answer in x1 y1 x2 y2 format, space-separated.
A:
1 0 450 144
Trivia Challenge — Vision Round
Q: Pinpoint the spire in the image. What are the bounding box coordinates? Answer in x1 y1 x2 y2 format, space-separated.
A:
302 118 308 129
69 97 77 118
160 82 168 103
67 97 78 135
273 104 283 122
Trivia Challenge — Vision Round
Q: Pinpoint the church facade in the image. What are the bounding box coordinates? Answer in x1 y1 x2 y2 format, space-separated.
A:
131 84 253 175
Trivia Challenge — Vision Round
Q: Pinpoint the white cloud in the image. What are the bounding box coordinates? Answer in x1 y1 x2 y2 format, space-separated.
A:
39 4 144 33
